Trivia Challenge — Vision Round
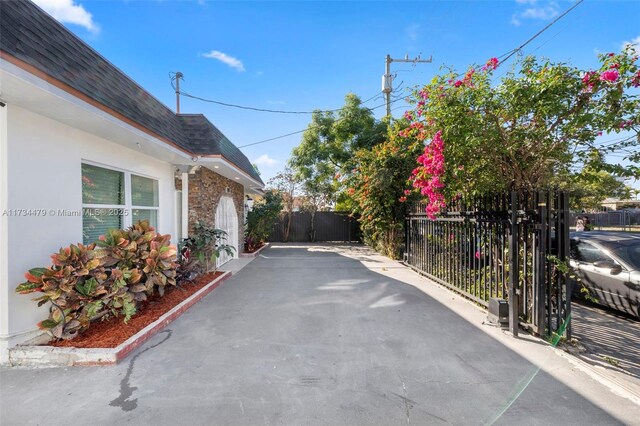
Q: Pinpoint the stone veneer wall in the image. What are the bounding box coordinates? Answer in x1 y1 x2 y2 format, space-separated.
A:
175 167 245 250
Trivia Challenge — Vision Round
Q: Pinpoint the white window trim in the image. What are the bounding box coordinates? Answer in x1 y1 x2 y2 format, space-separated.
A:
81 160 160 231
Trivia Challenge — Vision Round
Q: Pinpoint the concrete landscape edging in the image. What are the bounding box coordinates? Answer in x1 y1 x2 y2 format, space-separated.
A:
239 242 270 258
8 271 232 367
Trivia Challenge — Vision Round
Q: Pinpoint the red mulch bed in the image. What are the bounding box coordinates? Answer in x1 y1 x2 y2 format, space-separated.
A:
45 272 222 349
244 242 265 254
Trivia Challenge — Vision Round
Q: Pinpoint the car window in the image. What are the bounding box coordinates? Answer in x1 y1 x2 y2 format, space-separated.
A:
570 241 615 264
610 243 640 270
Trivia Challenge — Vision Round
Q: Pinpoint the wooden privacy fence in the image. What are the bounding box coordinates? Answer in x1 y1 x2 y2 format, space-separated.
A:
405 191 571 338
267 211 361 243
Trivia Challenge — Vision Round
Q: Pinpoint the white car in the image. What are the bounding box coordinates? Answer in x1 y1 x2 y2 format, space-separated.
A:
570 231 640 319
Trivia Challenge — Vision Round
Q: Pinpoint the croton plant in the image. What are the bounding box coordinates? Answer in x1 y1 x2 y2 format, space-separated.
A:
15 221 178 340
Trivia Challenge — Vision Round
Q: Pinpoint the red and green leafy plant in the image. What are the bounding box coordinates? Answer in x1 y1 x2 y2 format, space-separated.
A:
15 221 178 340
15 243 118 339
98 221 178 298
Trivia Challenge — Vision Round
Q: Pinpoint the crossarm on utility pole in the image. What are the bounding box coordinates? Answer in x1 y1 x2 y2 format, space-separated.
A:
383 54 432 117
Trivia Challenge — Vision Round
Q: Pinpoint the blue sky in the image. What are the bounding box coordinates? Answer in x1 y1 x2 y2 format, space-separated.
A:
34 0 640 188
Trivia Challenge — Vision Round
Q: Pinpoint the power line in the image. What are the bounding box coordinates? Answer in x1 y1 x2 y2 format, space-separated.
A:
170 74 380 115
498 0 584 68
237 97 406 149
235 0 585 150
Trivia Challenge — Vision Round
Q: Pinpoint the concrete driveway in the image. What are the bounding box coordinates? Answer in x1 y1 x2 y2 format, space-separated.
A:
1 243 639 425
571 300 640 394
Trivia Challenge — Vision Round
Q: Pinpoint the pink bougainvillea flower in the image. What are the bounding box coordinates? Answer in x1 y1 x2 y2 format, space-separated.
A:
582 71 595 85
399 196 407 203
482 57 499 71
464 68 476 80
632 70 640 88
404 189 411 195
599 70 619 82
610 63 620 69
475 251 481 259
454 80 463 87
608 53 615 57
597 131 603 136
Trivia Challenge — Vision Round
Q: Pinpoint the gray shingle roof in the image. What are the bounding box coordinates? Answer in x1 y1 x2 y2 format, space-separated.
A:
0 0 262 185
177 114 261 180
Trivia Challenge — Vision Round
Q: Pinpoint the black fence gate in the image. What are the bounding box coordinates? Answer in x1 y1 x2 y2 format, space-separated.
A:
405 191 571 338
268 211 361 243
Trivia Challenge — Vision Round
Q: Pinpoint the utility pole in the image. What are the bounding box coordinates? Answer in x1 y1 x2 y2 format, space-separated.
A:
175 71 184 114
383 54 432 117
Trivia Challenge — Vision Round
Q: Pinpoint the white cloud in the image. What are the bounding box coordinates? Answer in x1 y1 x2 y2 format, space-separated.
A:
621 36 640 53
33 0 99 33
510 0 559 26
201 50 245 72
405 23 420 41
253 154 278 167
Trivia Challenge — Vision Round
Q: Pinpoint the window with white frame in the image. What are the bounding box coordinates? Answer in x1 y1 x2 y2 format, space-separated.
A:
82 163 159 244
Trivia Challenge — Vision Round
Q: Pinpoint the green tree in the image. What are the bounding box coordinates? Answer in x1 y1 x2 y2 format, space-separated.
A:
268 168 301 242
345 120 423 258
567 168 634 210
400 50 640 215
290 93 387 206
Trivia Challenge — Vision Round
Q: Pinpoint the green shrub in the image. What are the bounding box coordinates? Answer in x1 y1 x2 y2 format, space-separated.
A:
181 221 235 273
245 190 282 250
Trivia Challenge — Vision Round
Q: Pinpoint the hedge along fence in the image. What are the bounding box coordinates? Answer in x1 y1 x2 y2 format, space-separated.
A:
15 221 178 341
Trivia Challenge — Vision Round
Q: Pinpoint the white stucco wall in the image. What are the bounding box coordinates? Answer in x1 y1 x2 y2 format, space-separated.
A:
0 105 177 361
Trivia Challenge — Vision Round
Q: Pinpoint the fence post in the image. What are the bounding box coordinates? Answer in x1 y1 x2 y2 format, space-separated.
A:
509 191 519 337
534 192 546 336
561 192 571 340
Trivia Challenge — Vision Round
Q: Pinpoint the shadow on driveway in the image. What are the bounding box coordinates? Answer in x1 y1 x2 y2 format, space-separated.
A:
571 299 640 380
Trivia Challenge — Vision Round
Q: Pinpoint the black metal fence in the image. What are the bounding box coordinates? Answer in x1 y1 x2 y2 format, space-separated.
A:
268 211 361 243
405 191 571 338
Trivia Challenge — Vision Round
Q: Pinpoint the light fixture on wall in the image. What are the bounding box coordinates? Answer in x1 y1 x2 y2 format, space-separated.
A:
245 195 254 212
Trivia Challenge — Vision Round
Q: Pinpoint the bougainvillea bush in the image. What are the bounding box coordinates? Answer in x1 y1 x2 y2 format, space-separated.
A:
15 221 178 340
399 49 640 218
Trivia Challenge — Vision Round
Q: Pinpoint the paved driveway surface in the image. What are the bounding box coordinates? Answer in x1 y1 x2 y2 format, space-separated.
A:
571 300 640 386
1 244 637 425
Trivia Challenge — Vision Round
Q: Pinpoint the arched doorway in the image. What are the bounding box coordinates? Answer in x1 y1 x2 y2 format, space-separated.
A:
215 196 238 267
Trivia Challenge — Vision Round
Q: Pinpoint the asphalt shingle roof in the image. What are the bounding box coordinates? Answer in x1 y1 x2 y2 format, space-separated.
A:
177 114 261 180
0 0 262 185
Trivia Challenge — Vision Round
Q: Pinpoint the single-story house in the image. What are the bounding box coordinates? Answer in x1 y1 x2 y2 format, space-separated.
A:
0 0 264 362
600 198 640 211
